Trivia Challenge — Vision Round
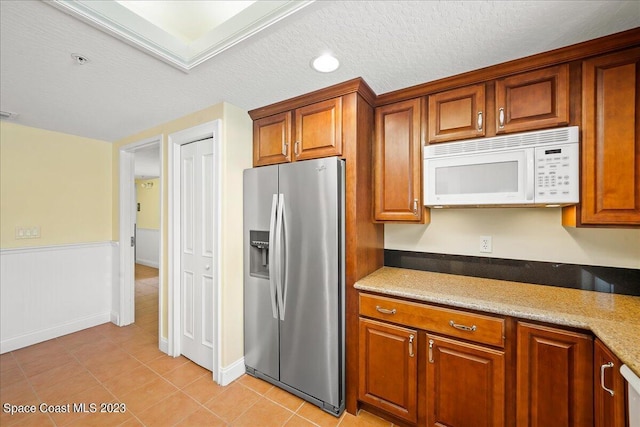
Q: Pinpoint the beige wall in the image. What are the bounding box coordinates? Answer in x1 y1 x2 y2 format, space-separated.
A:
218 103 253 366
135 178 160 230
385 208 640 269
113 102 252 368
0 122 112 248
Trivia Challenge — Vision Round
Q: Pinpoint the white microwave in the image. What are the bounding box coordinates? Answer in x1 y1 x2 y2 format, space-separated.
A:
424 126 579 207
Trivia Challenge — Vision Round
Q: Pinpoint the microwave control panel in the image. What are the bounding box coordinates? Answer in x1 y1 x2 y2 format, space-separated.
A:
534 143 579 203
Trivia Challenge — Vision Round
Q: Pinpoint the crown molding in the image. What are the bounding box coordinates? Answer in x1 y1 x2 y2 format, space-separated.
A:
46 0 314 72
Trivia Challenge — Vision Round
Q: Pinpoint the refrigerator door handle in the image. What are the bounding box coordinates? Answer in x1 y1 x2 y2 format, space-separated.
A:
268 194 278 319
275 193 287 321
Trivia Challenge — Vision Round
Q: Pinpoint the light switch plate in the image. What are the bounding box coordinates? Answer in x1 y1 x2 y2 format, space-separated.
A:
15 226 41 239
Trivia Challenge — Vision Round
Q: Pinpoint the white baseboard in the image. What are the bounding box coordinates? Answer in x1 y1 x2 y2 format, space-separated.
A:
0 312 110 354
110 311 120 325
159 337 168 354
217 357 245 386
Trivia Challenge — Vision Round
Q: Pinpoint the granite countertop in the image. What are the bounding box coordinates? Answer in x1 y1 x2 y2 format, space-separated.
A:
355 266 640 377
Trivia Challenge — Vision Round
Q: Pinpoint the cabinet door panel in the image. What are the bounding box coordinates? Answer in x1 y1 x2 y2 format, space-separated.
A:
594 339 626 427
428 84 485 143
253 112 292 166
516 322 593 427
426 334 505 427
374 98 423 221
581 47 640 225
495 64 569 134
359 318 417 423
295 97 342 160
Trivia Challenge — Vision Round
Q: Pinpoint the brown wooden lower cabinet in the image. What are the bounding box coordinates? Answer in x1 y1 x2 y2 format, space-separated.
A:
426 334 506 427
516 322 593 427
594 338 627 427
359 317 418 423
357 293 620 427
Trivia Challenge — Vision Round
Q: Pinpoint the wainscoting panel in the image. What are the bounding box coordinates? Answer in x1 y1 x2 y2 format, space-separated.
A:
136 228 160 268
0 242 114 353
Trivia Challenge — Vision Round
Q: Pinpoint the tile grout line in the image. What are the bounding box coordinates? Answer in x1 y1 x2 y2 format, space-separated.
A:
235 380 336 427
4 267 385 427
6 351 58 427
64 324 143 426
62 277 158 426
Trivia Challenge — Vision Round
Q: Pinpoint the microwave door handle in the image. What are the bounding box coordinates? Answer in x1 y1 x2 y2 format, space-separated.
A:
526 151 535 201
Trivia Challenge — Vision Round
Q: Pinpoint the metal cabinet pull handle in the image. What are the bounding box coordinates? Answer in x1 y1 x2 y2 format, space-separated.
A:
282 141 288 156
498 107 505 128
477 111 483 131
449 320 477 332
428 339 434 363
375 305 396 315
294 141 300 157
412 199 418 216
600 362 615 396
409 334 415 357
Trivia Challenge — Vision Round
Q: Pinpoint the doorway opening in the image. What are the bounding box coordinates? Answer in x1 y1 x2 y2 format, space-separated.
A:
118 136 164 351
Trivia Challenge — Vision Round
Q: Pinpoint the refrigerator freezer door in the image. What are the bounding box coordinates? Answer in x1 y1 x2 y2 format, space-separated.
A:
278 157 344 409
243 165 280 381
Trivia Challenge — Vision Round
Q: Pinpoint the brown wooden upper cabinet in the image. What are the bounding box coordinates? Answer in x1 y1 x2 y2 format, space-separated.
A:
578 47 640 226
495 64 569 134
427 65 570 144
294 97 342 161
253 97 342 167
253 111 292 166
374 98 426 222
428 83 485 143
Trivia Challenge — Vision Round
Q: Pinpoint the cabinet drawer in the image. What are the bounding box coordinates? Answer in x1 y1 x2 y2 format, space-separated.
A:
359 293 505 347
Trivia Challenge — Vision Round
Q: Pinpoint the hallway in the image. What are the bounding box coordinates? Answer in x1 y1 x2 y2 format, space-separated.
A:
0 265 393 426
133 264 160 338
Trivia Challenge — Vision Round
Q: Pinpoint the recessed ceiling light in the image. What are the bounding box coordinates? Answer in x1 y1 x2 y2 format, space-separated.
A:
311 54 340 73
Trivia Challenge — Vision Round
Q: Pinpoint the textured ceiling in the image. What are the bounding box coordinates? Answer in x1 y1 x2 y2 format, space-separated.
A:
1 1 638 142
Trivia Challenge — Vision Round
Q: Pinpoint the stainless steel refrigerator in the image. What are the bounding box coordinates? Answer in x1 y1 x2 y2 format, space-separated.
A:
243 157 345 416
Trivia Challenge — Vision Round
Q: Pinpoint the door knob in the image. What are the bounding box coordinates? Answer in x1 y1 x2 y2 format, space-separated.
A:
205 265 211 271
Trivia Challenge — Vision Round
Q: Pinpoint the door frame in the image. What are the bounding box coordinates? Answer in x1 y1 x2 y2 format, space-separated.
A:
118 136 163 335
168 120 222 381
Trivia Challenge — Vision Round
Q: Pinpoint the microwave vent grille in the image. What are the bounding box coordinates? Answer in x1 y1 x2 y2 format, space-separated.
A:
425 126 578 158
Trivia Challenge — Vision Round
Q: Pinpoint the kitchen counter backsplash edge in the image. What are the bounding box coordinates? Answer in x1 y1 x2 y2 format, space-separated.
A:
354 266 640 377
385 249 640 296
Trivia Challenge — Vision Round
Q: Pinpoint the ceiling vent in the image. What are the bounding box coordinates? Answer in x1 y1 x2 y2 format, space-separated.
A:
0 111 19 120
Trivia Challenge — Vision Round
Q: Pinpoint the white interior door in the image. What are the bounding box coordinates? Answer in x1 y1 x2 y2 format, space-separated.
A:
180 138 214 371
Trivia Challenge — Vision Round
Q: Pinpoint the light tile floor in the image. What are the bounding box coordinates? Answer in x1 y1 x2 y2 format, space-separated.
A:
0 265 395 426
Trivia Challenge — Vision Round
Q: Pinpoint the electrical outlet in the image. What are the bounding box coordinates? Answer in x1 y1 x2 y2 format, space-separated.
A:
480 235 492 253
